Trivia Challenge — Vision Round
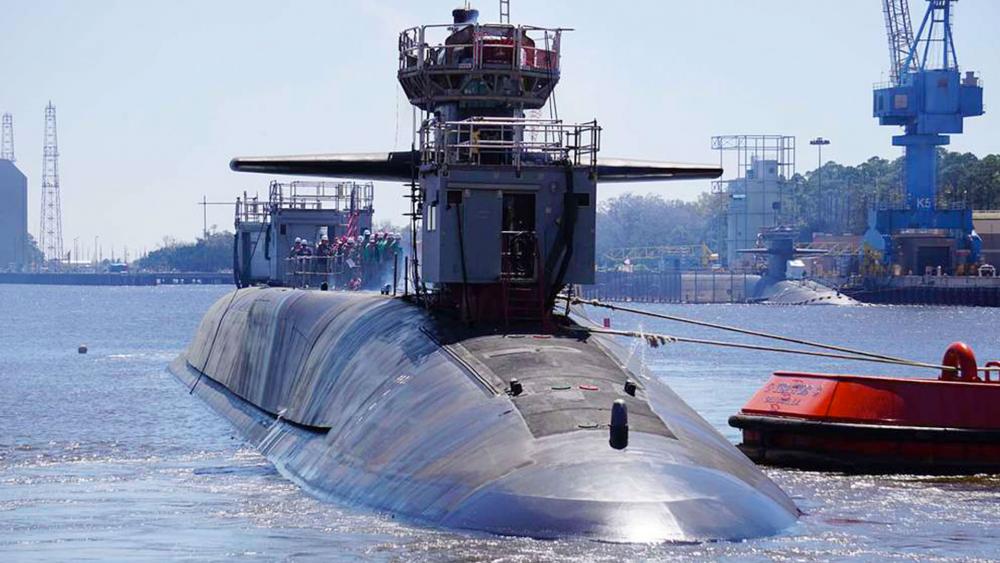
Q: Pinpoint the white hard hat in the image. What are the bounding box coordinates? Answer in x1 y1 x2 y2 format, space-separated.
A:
295 237 302 243
322 234 329 241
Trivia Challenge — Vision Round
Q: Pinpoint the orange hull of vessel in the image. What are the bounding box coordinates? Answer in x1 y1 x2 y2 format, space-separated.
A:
730 353 1000 473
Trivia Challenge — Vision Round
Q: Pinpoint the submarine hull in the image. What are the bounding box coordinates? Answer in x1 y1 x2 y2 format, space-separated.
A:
170 287 797 542
751 277 857 305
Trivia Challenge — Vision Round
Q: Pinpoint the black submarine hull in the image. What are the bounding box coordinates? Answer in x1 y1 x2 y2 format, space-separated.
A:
170 287 797 542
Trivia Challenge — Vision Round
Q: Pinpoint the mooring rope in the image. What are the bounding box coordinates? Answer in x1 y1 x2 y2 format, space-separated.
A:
575 326 955 371
557 294 1000 373
560 295 925 366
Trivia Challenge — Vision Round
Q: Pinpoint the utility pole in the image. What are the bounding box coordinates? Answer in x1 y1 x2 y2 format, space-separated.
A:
810 137 831 229
40 102 64 263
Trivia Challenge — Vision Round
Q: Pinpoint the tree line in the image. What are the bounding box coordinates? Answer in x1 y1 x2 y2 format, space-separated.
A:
134 231 234 272
596 149 1000 261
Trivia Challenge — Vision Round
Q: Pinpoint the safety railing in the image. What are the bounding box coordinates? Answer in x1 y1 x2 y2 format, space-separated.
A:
269 181 375 213
235 193 269 227
420 117 599 170
399 23 561 74
283 250 400 291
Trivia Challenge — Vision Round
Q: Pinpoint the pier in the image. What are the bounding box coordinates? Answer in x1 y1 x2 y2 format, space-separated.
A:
843 275 1000 306
579 270 758 304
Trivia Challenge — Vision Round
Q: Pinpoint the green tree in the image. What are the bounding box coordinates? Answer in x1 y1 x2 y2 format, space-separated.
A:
134 231 235 272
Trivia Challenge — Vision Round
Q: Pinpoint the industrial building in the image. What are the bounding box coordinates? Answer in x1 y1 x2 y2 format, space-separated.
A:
974 211 1000 268
0 114 28 269
712 135 796 269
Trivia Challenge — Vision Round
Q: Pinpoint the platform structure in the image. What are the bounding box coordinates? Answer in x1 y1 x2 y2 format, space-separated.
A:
712 135 796 269
233 180 374 287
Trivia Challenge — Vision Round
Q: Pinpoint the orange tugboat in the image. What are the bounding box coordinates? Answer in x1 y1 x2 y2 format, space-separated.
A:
730 343 1000 474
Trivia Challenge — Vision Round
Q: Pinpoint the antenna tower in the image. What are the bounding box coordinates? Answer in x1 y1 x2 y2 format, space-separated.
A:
40 102 64 262
499 0 510 23
1 113 13 161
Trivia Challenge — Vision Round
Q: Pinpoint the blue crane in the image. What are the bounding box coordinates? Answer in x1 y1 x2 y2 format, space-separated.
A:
867 0 984 274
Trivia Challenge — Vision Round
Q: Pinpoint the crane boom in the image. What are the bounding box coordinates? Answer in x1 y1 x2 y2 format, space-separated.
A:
882 0 918 84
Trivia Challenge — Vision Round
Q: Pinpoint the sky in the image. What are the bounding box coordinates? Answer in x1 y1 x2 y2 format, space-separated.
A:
2 0 999 258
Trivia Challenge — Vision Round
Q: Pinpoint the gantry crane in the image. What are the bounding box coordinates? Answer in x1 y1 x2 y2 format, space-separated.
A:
867 0 984 274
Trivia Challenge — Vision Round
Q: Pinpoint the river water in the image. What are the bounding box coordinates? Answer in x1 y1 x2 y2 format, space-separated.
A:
1 284 998 561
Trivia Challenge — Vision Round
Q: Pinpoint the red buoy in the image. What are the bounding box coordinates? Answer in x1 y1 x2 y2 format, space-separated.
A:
729 343 1000 474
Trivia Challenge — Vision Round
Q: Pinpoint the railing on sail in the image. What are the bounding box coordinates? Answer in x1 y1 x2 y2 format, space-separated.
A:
420 117 600 173
398 23 562 73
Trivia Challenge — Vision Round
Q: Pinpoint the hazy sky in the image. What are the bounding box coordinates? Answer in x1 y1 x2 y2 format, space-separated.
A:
2 0 999 257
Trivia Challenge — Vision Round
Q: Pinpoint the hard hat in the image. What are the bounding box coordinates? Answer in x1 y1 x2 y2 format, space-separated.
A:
295 237 302 243
321 234 329 241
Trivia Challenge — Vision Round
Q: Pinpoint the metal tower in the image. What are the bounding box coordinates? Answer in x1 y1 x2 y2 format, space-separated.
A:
40 102 64 263
870 0 984 273
1 113 13 162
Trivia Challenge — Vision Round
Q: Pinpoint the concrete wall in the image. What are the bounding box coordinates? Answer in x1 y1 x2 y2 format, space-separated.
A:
0 160 28 269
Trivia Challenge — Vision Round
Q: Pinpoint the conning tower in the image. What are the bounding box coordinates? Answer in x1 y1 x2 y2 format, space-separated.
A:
400 9 594 322
230 5 721 323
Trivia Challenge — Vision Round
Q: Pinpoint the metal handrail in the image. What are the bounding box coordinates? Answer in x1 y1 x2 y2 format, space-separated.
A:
268 181 374 213
235 194 268 226
398 23 562 74
420 117 599 170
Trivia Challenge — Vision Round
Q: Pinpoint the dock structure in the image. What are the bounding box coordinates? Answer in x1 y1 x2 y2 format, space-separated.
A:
0 272 232 286
580 270 758 304
843 274 1000 306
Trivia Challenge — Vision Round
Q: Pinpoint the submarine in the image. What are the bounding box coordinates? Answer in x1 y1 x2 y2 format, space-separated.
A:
738 227 857 305
171 6 799 542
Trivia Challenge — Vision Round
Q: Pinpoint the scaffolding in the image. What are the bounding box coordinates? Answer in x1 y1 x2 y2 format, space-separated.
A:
1 114 13 162
711 135 796 268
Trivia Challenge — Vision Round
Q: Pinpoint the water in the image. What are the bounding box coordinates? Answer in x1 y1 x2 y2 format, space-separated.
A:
1 284 998 561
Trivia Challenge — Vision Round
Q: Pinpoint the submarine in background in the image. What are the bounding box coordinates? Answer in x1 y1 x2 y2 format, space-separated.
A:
738 227 857 305
171 5 799 542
